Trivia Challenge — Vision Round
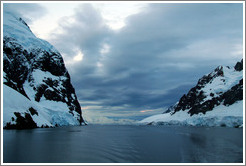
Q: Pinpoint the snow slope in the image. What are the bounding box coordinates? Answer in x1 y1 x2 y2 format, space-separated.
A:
3 84 80 128
3 84 51 128
3 11 85 128
140 100 243 127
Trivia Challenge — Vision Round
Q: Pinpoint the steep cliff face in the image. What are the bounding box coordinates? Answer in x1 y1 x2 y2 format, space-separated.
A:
3 11 85 129
140 60 243 127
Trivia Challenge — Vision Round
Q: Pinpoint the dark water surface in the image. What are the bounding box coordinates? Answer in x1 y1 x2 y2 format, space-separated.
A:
3 125 243 163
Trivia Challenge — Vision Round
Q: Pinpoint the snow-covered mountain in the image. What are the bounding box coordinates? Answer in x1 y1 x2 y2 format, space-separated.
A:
140 60 243 127
3 11 85 129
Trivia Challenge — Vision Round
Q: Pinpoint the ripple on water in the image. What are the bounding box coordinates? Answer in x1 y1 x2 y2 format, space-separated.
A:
3 125 243 163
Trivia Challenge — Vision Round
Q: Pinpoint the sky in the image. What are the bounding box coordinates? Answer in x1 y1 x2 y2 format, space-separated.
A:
3 2 244 124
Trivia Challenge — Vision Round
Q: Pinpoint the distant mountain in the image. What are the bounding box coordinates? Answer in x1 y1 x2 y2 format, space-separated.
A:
3 11 85 129
140 60 243 127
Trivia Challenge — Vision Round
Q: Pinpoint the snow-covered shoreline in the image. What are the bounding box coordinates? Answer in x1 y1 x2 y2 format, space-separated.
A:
139 100 243 128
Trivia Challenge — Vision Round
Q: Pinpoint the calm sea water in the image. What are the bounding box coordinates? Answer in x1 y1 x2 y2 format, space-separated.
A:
3 125 243 163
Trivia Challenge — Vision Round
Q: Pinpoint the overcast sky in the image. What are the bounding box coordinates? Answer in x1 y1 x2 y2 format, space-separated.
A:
3 2 243 124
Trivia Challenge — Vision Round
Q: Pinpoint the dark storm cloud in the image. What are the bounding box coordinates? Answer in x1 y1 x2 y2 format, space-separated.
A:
98 83 193 109
49 3 243 115
103 3 242 73
3 3 47 24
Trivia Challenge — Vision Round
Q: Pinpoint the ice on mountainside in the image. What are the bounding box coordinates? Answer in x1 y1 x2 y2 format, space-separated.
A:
3 11 85 129
140 60 243 127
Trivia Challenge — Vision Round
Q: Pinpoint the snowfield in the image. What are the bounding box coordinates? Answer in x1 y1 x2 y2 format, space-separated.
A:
139 99 243 127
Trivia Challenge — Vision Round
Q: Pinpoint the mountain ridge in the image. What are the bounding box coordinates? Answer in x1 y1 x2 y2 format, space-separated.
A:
172 59 243 116
140 59 243 127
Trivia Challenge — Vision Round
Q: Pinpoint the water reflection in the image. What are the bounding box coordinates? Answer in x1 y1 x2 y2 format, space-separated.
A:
179 127 243 163
189 133 207 148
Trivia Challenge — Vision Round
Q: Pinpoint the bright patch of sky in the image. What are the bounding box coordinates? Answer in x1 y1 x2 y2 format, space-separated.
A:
29 3 77 39
81 103 165 124
73 50 84 61
30 2 146 40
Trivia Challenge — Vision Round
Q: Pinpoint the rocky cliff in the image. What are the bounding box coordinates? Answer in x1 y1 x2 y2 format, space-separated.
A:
3 11 85 129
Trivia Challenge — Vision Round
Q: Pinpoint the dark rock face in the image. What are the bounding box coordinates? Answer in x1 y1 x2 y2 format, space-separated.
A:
3 37 30 99
234 59 243 71
167 60 243 116
188 95 221 116
4 111 37 129
32 51 67 76
3 14 85 127
223 79 243 106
